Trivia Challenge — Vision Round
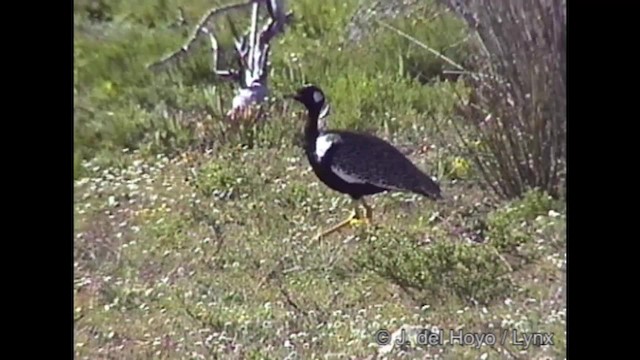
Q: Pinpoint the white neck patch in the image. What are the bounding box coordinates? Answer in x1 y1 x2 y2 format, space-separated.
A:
315 134 334 162
313 91 324 103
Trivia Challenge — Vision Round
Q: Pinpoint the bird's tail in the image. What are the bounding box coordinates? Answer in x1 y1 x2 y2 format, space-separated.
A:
414 175 443 201
418 187 443 201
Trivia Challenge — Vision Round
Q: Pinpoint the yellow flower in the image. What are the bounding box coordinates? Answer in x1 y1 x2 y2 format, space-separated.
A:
451 157 470 178
102 80 117 97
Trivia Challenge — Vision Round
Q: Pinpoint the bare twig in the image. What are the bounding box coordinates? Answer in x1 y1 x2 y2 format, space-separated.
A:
374 18 465 71
256 256 287 290
278 285 309 317
147 0 260 72
374 18 501 84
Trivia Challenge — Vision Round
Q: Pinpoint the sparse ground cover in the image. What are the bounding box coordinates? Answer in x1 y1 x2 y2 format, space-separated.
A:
74 0 566 358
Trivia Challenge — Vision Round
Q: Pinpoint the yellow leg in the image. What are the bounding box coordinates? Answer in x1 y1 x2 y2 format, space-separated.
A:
315 211 357 242
347 198 373 227
360 198 373 223
315 198 373 242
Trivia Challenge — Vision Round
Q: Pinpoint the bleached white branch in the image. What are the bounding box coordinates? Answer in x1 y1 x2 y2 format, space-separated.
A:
148 0 295 120
147 0 261 72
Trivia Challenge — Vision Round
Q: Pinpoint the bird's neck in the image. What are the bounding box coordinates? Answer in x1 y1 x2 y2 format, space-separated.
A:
303 108 321 144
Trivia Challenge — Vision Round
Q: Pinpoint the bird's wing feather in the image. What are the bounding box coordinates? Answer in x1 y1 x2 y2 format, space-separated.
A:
330 164 368 184
326 131 441 197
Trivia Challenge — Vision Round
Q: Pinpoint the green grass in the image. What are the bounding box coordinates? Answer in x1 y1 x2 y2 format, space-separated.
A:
74 0 566 358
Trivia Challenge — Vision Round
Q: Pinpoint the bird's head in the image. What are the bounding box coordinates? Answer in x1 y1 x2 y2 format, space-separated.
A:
286 84 325 113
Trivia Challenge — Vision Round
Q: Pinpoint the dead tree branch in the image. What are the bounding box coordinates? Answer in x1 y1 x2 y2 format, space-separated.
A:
147 0 260 73
147 0 294 120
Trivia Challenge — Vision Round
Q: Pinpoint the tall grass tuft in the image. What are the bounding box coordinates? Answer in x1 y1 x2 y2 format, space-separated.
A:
442 0 566 199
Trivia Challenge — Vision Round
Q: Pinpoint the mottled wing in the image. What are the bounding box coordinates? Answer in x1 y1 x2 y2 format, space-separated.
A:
326 131 442 198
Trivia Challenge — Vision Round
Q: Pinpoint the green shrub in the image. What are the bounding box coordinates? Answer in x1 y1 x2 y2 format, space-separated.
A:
487 189 559 266
354 227 513 305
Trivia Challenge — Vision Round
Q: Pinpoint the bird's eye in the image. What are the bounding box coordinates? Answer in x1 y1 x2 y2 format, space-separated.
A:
313 91 324 103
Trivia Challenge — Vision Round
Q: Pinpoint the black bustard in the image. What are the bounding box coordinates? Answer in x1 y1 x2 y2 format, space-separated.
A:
287 84 443 241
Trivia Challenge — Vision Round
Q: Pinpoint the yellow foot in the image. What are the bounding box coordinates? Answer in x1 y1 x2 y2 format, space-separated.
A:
313 199 376 243
348 217 370 227
314 215 373 243
315 213 357 243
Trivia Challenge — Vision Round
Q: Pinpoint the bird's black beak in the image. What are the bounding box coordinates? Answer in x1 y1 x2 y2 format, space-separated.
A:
285 93 300 101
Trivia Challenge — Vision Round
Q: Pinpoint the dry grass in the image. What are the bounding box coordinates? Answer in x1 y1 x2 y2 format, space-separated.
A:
439 0 566 199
